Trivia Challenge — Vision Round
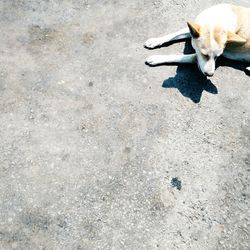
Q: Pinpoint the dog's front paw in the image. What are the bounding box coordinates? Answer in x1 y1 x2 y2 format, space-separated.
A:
144 38 161 49
246 66 250 72
145 55 162 66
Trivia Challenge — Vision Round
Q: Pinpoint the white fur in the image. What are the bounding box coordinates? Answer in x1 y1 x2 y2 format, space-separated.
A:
146 54 196 65
195 4 238 32
144 28 190 49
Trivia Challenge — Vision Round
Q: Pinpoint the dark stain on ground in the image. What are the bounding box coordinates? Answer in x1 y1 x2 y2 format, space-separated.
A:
171 177 182 191
0 230 27 244
82 32 95 47
123 147 131 154
21 210 52 231
245 154 250 171
28 25 59 45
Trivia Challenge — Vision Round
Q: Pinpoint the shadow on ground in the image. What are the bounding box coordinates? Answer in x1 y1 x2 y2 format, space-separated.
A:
162 65 217 103
161 39 217 103
147 39 249 103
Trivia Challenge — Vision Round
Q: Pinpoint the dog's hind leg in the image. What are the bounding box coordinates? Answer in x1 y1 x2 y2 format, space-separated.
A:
144 28 190 49
146 54 196 66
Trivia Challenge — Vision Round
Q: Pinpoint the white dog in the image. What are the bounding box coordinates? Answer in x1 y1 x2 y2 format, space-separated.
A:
145 4 250 77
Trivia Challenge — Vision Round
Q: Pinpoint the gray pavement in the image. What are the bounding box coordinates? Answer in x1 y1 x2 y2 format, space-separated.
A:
0 0 250 249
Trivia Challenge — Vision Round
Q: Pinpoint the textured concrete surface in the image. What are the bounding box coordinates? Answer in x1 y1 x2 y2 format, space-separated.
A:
0 0 250 249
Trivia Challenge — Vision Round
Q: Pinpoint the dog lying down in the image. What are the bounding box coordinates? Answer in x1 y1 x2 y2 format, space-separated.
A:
145 4 250 77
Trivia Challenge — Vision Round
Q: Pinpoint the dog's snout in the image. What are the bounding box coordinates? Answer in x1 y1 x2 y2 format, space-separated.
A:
204 72 214 77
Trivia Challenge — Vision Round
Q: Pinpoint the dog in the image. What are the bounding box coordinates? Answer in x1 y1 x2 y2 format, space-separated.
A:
144 4 250 77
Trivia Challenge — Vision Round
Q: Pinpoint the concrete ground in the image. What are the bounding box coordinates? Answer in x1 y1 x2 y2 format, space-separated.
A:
0 0 250 249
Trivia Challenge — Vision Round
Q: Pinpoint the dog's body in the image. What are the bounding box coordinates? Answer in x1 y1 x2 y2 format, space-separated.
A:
145 4 250 76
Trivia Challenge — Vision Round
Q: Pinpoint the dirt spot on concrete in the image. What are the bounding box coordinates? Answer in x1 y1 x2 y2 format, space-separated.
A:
28 25 60 45
245 154 250 171
82 32 95 47
171 177 182 191
0 229 27 246
123 147 131 154
88 81 94 87
20 210 52 231
75 238 92 250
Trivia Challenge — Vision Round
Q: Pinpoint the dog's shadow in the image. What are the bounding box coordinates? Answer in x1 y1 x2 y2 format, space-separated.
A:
150 39 248 103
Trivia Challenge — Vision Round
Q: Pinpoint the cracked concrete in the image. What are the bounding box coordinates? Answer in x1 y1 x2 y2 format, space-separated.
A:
0 0 249 249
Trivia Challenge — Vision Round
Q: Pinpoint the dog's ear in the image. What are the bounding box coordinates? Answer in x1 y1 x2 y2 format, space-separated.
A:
187 22 200 38
227 31 247 44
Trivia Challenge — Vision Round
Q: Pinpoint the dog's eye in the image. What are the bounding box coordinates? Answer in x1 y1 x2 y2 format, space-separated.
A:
202 54 210 60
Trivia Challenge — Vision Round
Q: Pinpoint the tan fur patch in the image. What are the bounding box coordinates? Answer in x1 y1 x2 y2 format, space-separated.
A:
187 22 200 38
199 26 223 49
199 26 211 47
213 27 226 48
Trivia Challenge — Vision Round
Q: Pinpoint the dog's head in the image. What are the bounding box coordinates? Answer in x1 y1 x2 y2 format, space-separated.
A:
187 21 246 77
